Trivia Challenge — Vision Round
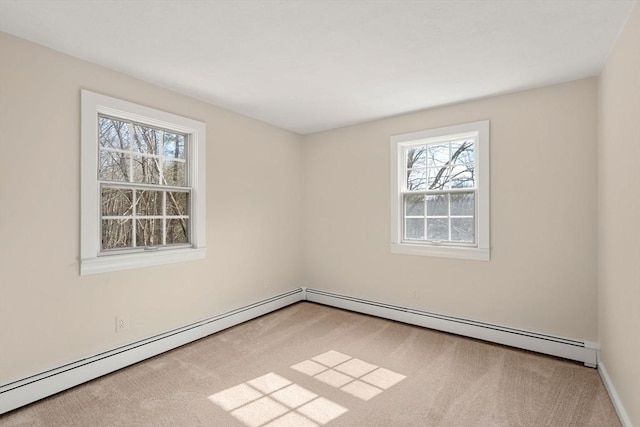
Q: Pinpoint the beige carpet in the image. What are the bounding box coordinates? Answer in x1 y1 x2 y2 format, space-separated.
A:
0 302 620 426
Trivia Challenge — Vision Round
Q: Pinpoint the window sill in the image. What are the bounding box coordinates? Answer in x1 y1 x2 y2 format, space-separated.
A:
81 247 206 275
390 243 490 261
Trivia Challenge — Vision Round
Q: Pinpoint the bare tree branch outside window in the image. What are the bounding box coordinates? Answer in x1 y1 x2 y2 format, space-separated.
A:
403 140 475 243
98 116 190 251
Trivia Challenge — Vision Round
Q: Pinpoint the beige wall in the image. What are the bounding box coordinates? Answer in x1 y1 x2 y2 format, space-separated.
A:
2 11 638 422
598 3 640 425
0 33 303 383
303 78 599 341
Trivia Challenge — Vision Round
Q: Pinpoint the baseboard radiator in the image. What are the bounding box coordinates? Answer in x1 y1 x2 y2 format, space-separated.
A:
0 289 304 414
305 288 598 368
1 286 598 415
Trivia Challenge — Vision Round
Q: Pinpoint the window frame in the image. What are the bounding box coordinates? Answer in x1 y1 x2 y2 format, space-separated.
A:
390 120 490 261
81 90 206 275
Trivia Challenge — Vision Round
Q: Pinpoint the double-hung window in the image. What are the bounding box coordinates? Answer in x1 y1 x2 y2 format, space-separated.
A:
390 120 490 260
81 90 206 275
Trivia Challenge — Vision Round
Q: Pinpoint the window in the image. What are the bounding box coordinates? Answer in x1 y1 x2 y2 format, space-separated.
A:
81 90 206 275
390 120 489 260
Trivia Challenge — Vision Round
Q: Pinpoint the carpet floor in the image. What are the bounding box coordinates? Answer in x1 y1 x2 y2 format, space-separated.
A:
0 302 620 426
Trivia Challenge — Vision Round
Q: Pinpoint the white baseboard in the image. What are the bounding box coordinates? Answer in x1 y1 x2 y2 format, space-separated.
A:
0 286 602 416
598 357 634 427
304 288 597 367
0 288 304 415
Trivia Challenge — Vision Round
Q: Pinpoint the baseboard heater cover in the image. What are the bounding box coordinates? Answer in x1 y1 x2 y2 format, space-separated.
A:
1 286 598 415
304 288 597 367
0 288 304 415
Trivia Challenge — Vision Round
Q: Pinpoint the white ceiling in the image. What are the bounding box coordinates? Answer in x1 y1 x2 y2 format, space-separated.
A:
0 1 635 134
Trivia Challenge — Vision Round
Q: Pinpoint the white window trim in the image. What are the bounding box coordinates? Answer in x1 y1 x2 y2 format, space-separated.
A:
390 120 490 261
81 90 206 275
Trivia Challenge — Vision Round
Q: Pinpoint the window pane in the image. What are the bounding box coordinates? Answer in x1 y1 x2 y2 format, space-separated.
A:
102 219 132 250
132 155 160 184
167 191 189 216
451 140 474 165
136 218 163 246
426 218 448 240
406 168 426 190
405 218 424 240
102 187 133 216
405 145 426 169
99 150 129 182
166 218 189 244
451 193 474 216
136 190 163 216
99 117 130 150
133 125 162 154
427 143 449 167
450 165 474 188
404 194 424 216
451 218 474 242
164 133 186 159
162 160 186 186
427 167 450 190
426 194 448 216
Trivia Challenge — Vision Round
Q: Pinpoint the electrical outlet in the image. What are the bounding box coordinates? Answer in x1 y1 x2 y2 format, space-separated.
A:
262 280 269 289
116 315 130 333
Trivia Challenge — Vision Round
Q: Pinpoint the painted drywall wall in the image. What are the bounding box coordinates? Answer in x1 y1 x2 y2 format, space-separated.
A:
303 78 599 342
597 3 640 425
0 33 303 384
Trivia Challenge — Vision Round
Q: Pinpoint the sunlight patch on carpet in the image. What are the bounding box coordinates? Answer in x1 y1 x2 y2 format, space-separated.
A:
292 350 406 401
208 350 406 425
311 350 351 367
208 372 345 426
290 360 328 376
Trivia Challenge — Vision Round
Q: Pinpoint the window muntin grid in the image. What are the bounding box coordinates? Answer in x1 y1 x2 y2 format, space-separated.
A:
401 138 477 245
98 115 191 252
